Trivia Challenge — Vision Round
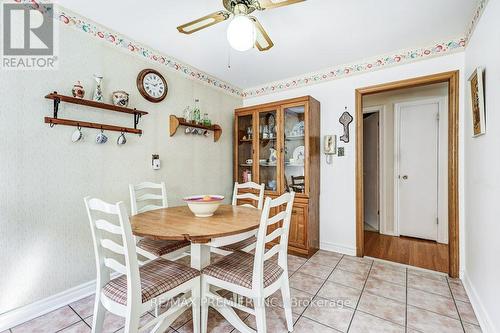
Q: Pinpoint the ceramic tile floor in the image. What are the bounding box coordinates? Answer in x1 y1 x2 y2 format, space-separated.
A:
6 251 482 333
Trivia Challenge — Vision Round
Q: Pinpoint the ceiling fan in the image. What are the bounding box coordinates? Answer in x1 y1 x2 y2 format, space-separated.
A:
177 0 305 52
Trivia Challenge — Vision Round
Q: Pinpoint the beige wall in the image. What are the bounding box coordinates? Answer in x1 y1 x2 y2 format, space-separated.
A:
363 83 449 242
243 53 466 257
0 24 241 313
463 0 500 330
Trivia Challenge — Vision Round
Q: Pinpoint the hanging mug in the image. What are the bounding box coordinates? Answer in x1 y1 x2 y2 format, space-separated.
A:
117 132 127 145
96 130 108 144
71 125 83 142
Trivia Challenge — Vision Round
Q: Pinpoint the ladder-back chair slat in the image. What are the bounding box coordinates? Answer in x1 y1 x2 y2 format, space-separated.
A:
136 193 164 202
232 182 265 209
263 244 281 261
264 227 284 244
95 219 122 235
267 211 287 226
104 258 128 275
137 204 163 214
129 182 168 216
101 239 126 255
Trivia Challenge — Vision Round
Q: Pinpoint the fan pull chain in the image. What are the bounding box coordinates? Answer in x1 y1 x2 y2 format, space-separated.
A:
227 47 232 69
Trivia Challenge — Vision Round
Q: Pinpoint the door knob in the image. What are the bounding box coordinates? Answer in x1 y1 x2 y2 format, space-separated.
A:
402 175 408 180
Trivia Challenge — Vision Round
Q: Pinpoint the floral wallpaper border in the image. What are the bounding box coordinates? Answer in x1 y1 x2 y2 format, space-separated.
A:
242 37 466 98
465 0 489 42
15 0 244 97
15 0 489 99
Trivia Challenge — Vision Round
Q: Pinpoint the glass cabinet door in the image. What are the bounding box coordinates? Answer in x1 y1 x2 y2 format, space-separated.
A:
236 113 255 184
257 109 279 192
283 104 307 194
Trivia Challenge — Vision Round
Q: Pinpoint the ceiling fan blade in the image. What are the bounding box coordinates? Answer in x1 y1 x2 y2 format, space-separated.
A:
177 11 230 34
249 17 274 51
257 0 305 10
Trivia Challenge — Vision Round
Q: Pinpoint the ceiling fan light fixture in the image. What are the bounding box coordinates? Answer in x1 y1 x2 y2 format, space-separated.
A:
226 15 256 51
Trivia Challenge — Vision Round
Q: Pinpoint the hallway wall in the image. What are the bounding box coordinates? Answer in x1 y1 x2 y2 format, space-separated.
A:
463 0 500 331
363 83 449 243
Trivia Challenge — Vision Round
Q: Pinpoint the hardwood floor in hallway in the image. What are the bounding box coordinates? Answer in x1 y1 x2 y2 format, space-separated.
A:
364 231 449 274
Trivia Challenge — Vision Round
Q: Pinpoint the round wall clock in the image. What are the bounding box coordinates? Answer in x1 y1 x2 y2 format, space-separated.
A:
136 69 168 103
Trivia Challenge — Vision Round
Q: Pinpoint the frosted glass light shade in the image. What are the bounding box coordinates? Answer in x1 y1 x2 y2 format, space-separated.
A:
227 15 256 51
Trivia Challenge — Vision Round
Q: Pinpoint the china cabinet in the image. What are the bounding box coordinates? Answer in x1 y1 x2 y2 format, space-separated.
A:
233 96 320 258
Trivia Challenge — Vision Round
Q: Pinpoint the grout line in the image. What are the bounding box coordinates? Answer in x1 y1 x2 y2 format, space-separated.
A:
407 303 465 322
407 285 454 299
53 306 83 333
360 289 406 305
67 304 89 325
446 278 466 332
296 315 344 332
354 308 406 329
296 254 345 330
405 267 408 333
346 259 374 332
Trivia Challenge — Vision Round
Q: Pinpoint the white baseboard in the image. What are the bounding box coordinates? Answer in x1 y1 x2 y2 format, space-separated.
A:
320 241 356 256
0 271 121 332
462 271 497 333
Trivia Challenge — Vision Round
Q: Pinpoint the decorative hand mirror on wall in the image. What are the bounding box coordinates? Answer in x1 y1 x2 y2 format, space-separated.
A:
339 108 353 143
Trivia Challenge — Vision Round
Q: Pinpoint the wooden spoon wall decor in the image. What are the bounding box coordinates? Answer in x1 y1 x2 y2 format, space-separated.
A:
339 109 353 143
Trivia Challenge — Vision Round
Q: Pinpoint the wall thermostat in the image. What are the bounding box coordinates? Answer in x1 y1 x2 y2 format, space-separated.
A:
152 154 161 170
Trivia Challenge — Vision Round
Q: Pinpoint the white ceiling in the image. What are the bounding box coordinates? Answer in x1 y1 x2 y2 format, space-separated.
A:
57 0 478 89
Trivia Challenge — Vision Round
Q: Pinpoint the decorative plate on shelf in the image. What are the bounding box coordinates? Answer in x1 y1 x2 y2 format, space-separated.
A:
293 146 305 162
291 121 305 136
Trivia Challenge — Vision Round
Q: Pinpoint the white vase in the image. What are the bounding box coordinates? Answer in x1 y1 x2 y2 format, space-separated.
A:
93 74 103 102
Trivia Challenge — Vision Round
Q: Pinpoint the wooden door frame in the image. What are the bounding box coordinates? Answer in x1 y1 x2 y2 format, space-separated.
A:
355 71 460 277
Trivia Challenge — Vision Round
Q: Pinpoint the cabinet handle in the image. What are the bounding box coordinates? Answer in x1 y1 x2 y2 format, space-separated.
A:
292 210 297 214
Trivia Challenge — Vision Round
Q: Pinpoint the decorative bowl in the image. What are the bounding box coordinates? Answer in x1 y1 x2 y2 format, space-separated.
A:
183 195 224 217
112 90 129 107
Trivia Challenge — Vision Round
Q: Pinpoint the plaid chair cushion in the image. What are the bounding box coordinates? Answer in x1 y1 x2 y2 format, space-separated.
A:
103 258 199 305
202 251 283 289
219 236 257 252
137 238 190 257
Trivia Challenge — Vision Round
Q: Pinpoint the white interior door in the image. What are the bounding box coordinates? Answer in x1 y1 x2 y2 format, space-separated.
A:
363 112 379 231
396 100 439 241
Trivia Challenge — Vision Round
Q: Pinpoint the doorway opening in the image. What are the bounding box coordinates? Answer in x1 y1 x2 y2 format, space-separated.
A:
355 71 460 277
363 108 381 233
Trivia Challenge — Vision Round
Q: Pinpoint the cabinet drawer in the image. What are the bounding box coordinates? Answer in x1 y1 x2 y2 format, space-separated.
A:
289 203 308 249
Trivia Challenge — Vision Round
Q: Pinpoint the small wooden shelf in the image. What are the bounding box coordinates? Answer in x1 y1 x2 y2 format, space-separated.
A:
169 115 222 142
44 117 142 134
45 93 148 116
286 135 305 141
44 92 147 135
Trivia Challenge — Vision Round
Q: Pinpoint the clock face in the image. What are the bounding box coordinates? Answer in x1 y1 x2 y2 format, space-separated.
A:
137 69 168 103
143 73 165 99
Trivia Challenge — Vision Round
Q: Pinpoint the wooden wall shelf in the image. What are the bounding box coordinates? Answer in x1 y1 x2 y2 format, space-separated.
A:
45 117 142 134
169 115 222 142
45 93 148 116
44 92 148 135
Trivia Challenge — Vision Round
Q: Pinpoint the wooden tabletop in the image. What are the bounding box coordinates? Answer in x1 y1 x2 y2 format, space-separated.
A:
131 205 262 243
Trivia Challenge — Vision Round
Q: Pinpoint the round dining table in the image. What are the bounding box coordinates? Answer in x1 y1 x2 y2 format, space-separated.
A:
130 204 262 270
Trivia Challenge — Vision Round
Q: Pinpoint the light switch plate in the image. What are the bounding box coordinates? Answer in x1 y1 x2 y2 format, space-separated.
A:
337 147 345 157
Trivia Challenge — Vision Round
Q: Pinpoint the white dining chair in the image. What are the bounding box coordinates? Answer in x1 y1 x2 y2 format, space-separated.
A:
215 182 265 255
84 197 201 333
200 191 296 333
129 181 190 260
